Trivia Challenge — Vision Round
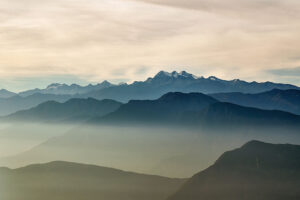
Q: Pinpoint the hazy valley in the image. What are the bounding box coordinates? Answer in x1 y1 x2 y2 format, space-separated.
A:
0 71 299 199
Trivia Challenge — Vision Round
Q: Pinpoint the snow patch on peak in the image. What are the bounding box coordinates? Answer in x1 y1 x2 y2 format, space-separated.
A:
154 70 198 79
46 83 66 89
179 71 198 79
156 71 172 77
208 76 218 81
171 71 179 78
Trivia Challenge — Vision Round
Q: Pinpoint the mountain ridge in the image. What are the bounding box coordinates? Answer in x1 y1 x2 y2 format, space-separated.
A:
168 140 300 200
0 160 185 200
4 98 122 123
86 71 300 102
211 89 300 115
0 89 16 98
19 81 115 97
93 92 218 125
0 70 299 116
92 92 300 129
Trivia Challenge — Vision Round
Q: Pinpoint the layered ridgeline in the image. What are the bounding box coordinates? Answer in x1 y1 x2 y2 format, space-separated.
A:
0 70 299 116
5 92 300 129
95 92 218 124
0 81 113 116
1 141 299 200
19 81 114 97
2 92 299 177
211 89 300 115
0 89 16 98
4 98 122 123
0 161 185 200
85 71 300 102
169 140 300 200
94 92 300 129
0 93 72 116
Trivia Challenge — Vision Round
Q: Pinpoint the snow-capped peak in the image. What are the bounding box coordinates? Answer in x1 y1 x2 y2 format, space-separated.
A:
154 70 198 79
178 71 198 79
155 71 172 77
208 76 218 81
46 83 66 89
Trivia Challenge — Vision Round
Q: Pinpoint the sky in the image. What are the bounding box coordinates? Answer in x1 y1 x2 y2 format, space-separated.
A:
0 0 300 92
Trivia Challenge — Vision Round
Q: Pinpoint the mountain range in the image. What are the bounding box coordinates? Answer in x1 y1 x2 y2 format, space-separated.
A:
5 71 299 99
0 70 299 116
0 89 16 98
0 93 72 116
1 141 299 200
94 92 300 129
169 140 300 200
4 98 122 123
95 92 218 124
85 71 300 102
211 89 300 115
4 92 300 130
19 81 114 97
0 161 185 200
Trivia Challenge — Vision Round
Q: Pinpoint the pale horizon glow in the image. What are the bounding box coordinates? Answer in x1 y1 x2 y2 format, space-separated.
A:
0 0 300 92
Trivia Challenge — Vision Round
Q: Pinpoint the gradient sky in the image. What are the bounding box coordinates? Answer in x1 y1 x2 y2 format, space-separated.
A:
1 0 300 92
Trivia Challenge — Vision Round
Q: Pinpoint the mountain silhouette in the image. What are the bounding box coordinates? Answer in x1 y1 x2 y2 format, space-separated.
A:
86 71 300 102
0 161 185 200
5 98 122 123
0 89 16 98
168 140 300 200
19 81 114 97
211 89 300 115
95 92 218 124
185 102 300 128
0 71 299 116
94 92 300 128
0 93 72 116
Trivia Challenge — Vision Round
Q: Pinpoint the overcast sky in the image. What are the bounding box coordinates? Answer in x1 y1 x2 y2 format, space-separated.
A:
1 0 300 91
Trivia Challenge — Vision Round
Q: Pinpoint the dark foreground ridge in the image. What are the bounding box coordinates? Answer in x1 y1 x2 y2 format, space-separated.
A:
168 140 300 200
0 161 185 200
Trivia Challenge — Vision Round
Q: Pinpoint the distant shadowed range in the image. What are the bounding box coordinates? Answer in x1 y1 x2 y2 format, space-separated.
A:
211 89 300 115
0 70 299 116
4 98 122 123
93 92 300 130
2 90 300 131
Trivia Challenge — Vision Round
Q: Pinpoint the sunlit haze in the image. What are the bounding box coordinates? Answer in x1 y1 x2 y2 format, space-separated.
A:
1 0 300 91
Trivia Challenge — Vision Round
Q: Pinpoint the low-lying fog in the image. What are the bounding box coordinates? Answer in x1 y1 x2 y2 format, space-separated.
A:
0 123 74 157
0 122 299 178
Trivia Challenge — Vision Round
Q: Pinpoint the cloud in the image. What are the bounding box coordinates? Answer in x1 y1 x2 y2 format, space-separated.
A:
0 0 300 90
268 67 300 77
0 74 90 92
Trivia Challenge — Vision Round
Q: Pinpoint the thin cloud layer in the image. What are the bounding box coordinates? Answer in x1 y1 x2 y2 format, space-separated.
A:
0 0 300 91
269 67 300 77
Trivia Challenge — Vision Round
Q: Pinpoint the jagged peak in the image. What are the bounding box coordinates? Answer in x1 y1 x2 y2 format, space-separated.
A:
155 70 172 77
208 76 220 81
46 83 67 89
102 80 110 83
99 80 112 86
153 70 198 79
